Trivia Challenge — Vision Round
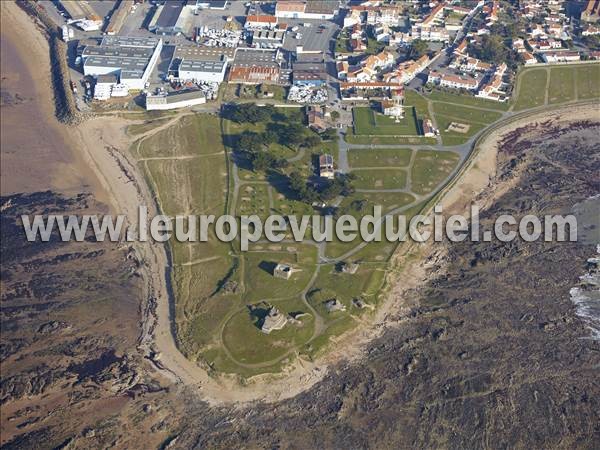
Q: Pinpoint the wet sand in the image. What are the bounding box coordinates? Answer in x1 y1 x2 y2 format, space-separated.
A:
0 2 104 200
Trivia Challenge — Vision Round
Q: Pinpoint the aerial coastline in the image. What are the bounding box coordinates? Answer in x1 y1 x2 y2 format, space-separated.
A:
4 0 600 405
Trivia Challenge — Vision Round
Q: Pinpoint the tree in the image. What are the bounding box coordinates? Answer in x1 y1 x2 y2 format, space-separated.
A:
321 128 338 142
262 130 278 145
409 39 429 59
276 123 307 148
236 131 263 153
330 110 340 121
303 135 322 148
320 173 356 200
229 103 274 124
470 35 508 64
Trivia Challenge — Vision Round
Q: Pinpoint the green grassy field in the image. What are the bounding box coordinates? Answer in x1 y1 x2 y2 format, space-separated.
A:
127 117 172 136
136 114 224 159
348 148 412 168
242 245 317 303
548 67 576 104
404 90 432 119
575 64 600 100
432 102 503 124
352 168 408 190
427 90 510 111
411 150 461 195
345 133 437 145
222 297 314 365
237 183 270 218
129 98 477 377
513 68 548 111
434 115 489 145
353 106 420 136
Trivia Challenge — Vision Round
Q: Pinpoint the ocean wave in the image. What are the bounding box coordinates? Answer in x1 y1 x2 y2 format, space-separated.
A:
570 244 600 340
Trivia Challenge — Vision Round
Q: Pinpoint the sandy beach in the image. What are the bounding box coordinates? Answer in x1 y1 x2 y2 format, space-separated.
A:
4 0 598 406
0 2 105 199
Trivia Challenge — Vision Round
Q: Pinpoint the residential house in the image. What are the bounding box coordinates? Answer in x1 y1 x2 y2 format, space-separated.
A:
428 70 479 91
307 105 327 132
541 51 580 63
319 154 335 179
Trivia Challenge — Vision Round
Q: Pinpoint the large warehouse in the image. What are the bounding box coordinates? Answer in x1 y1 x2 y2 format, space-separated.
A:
148 1 194 36
168 46 234 83
82 36 163 90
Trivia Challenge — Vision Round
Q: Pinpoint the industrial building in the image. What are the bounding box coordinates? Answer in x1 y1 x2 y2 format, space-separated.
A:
252 30 286 49
229 48 283 84
178 60 227 83
275 1 338 20
293 54 328 86
60 0 97 21
104 1 134 35
148 1 195 36
168 45 234 83
82 36 162 91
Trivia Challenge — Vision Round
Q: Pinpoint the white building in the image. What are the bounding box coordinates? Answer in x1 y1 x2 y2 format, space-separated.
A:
83 37 162 91
541 51 581 63
275 1 337 20
178 60 227 83
146 90 206 111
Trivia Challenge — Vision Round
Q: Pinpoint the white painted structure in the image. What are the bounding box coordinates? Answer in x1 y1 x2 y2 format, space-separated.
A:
178 60 227 83
146 90 206 110
83 37 163 91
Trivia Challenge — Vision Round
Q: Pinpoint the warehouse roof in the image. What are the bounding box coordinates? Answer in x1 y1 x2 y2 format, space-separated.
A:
305 0 338 15
233 48 279 67
83 45 155 59
179 59 226 73
156 1 185 28
101 36 160 48
84 55 150 71
173 45 235 61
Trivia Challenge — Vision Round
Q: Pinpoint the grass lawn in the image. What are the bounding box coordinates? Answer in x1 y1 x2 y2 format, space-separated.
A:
136 114 224 159
513 68 548 111
434 115 488 145
352 168 408 190
405 89 431 119
127 117 171 136
427 90 510 111
348 148 412 168
337 191 416 217
236 183 270 218
307 264 385 322
242 245 318 303
353 106 420 136
548 67 576 104
144 154 227 217
222 297 314 365
324 193 416 259
411 150 461 195
345 132 437 145
432 102 503 124
575 63 600 100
